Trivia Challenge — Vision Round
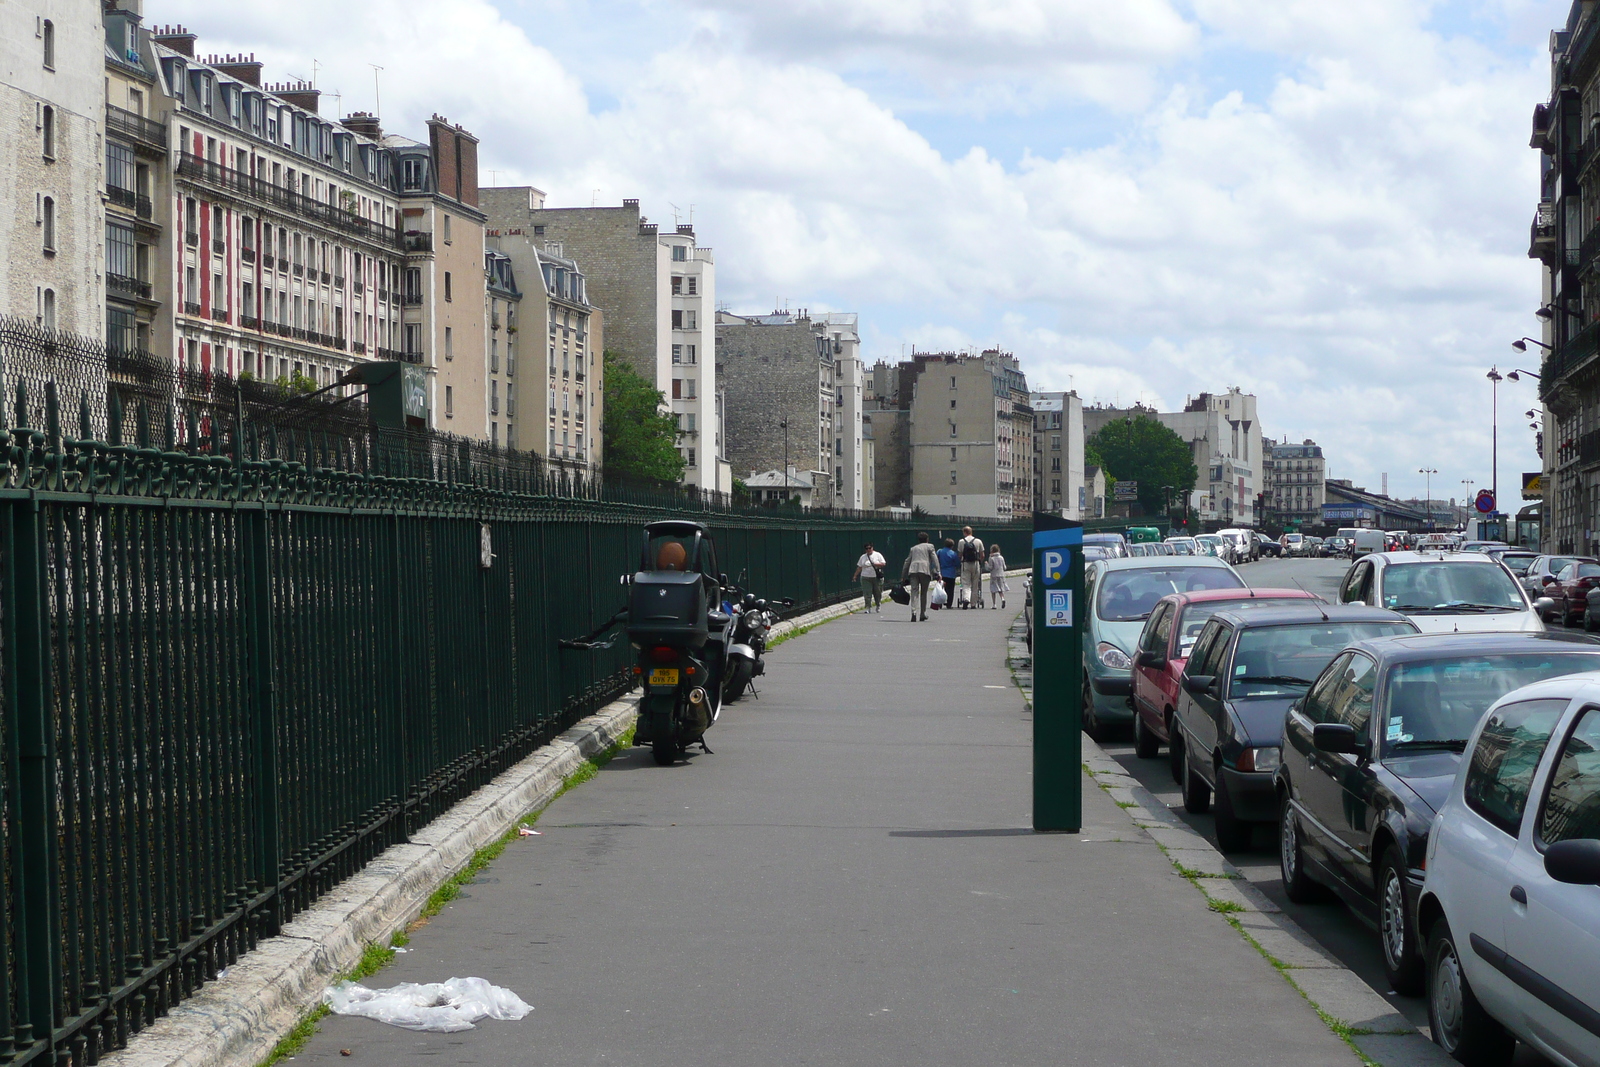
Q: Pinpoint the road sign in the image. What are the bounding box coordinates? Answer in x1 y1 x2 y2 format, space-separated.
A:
1113 481 1138 502
1523 471 1543 500
1032 514 1084 833
1475 489 1496 514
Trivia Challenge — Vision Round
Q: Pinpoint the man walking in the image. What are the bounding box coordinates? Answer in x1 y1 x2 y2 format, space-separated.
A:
853 542 887 613
902 533 940 622
957 526 987 609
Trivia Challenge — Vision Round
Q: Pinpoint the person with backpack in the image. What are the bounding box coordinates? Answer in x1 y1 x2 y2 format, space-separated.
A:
957 526 986 609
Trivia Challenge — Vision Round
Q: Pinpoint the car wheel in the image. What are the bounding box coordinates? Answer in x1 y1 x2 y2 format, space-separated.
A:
1278 790 1321 904
1587 607 1598 633
1427 918 1515 1067
1133 707 1160 759
1181 744 1210 814
1212 769 1250 852
1377 845 1423 995
1081 679 1107 742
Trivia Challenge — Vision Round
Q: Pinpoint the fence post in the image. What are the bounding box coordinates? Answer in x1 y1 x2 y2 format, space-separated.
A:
4 494 61 1051
241 505 282 933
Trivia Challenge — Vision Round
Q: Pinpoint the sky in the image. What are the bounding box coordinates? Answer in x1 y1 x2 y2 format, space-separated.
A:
153 0 1570 505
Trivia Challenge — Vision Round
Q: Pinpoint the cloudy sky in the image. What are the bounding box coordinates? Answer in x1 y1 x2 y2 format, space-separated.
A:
158 0 1565 504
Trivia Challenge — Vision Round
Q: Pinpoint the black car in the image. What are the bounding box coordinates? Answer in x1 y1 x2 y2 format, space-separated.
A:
1275 631 1600 996
1171 605 1416 853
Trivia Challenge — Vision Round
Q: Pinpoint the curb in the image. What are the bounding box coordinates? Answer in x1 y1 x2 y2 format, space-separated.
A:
1003 617 1452 1067
103 596 858 1067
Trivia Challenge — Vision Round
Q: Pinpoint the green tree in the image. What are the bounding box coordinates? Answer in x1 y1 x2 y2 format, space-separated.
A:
602 350 686 483
1087 416 1198 517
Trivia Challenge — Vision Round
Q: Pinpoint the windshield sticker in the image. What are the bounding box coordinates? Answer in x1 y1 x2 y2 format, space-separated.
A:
1236 664 1248 675
1386 718 1404 740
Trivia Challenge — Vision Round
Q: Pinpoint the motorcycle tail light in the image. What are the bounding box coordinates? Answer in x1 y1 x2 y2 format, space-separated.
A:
648 646 677 663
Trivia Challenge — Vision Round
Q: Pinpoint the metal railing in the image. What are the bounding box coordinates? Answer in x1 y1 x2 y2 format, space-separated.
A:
106 273 151 300
105 104 167 149
175 153 402 247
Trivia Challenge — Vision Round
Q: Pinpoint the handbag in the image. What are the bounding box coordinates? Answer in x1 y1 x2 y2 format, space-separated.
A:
889 583 911 605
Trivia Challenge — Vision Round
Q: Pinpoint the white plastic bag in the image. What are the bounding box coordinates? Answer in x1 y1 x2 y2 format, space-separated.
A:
929 582 948 607
323 977 533 1033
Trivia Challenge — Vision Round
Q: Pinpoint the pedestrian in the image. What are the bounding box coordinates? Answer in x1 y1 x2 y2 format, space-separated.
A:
901 532 940 622
957 526 986 609
853 541 887 613
987 543 1008 609
937 538 960 609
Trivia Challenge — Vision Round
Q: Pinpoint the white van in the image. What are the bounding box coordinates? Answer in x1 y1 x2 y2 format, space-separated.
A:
1351 529 1386 556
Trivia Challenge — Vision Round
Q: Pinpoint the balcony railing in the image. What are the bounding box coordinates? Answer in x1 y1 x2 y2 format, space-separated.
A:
211 307 229 322
333 275 345 289
353 282 365 296
175 152 402 247
293 264 304 277
373 347 424 365
240 314 259 330
213 238 226 254
320 271 332 285
184 231 199 247
107 273 152 300
377 289 389 302
403 293 423 306
242 248 256 263
403 232 432 254
183 301 201 316
105 105 167 149
351 341 366 355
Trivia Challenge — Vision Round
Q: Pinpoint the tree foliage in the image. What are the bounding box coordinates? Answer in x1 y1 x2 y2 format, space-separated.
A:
1087 416 1198 516
602 350 686 483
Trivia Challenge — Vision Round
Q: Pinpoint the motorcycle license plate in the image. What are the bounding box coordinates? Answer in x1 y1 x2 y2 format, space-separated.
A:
648 668 679 686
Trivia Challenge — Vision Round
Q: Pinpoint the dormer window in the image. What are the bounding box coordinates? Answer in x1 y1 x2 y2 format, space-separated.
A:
200 75 213 111
401 158 425 190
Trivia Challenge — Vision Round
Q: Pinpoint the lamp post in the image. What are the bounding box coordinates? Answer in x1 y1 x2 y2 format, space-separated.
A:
780 417 790 503
1487 367 1502 509
1419 468 1437 529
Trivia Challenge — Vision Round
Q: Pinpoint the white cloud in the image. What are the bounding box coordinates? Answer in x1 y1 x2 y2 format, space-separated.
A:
148 0 1552 500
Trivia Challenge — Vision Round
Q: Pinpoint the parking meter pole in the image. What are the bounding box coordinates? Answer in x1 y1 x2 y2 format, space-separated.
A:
1032 514 1084 832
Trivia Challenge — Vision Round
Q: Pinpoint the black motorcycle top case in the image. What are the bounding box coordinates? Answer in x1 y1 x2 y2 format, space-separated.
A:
628 571 710 648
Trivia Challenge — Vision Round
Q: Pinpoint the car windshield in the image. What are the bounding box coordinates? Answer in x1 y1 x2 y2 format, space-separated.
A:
1380 562 1525 613
1229 622 1416 698
1382 652 1600 754
1096 567 1244 622
1176 597 1309 655
1500 555 1536 576
1574 563 1600 579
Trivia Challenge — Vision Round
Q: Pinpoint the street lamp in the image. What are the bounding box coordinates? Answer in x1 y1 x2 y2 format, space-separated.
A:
1487 366 1502 509
780 417 790 502
1511 339 1552 354
1505 367 1542 381
1419 468 1437 529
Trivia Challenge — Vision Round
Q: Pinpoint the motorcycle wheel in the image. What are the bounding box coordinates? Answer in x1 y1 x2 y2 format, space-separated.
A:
651 739 676 766
724 660 752 703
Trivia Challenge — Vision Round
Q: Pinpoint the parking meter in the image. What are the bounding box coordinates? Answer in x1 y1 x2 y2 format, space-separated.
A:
1032 514 1084 832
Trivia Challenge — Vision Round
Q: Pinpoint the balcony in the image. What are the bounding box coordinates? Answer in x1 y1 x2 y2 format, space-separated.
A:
377 288 389 302
183 301 201 316
212 238 225 254
353 281 365 295
240 314 259 330
1531 201 1557 263
403 293 423 307
292 264 304 277
373 347 424 365
185 231 199 247
105 105 167 150
320 271 331 285
333 275 345 289
175 152 402 247
351 341 366 355
403 232 432 254
211 307 229 322
242 248 256 264
107 273 152 300
276 323 293 337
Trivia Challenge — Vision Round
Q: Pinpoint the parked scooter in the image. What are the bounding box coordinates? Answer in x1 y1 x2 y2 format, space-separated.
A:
560 520 731 766
722 591 792 703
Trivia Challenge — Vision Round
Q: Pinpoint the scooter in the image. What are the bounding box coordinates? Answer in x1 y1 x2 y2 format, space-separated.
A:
722 592 792 703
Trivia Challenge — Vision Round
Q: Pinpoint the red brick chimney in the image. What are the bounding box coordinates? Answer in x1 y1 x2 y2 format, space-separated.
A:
210 53 263 86
343 112 383 139
267 82 319 114
151 24 196 56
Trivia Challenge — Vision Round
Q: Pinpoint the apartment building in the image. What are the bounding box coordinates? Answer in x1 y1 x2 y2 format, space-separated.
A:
1032 390 1085 518
2 0 103 334
1263 438 1326 529
903 350 1031 519
103 2 166 362
483 248 522 450
480 190 725 490
716 309 864 508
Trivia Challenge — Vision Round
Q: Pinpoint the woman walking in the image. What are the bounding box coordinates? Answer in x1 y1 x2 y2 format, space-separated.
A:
901 533 940 622
987 543 1008 609
853 542 887 613
936 538 960 610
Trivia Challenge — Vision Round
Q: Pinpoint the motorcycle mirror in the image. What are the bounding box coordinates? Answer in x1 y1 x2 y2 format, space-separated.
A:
619 573 632 586
720 573 729 586
783 598 794 607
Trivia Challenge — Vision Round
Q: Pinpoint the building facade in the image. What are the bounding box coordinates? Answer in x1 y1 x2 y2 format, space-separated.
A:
3 0 104 334
1262 438 1326 530
103 2 166 361
480 190 724 490
903 351 1030 520
1032 390 1085 518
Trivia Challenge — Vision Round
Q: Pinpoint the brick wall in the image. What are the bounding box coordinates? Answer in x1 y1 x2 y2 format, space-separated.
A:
717 318 825 478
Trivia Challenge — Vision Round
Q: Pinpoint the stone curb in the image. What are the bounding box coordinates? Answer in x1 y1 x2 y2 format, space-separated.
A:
103 596 858 1067
1004 612 1441 1065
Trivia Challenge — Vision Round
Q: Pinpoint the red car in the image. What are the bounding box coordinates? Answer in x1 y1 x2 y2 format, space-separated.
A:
1130 587 1322 765
1544 560 1600 625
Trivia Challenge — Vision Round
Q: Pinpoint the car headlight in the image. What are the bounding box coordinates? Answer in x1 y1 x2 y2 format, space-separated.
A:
1096 642 1132 670
1237 746 1280 773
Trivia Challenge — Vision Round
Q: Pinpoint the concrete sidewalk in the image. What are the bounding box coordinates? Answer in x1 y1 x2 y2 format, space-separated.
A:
293 605 1357 1066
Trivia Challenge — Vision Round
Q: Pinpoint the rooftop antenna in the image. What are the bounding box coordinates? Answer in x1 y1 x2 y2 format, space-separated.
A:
669 202 681 226
370 63 384 118
312 58 321 88
591 188 600 206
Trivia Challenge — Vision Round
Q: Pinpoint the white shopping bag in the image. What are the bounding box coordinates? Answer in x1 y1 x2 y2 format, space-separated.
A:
929 582 948 607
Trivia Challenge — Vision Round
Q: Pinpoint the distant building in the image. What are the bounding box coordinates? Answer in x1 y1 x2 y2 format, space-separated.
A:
1032 391 1085 518
903 350 1030 520
745 466 819 508
1263 438 1326 529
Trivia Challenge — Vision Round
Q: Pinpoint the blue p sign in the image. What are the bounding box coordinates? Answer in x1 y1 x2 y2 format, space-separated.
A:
1042 550 1065 586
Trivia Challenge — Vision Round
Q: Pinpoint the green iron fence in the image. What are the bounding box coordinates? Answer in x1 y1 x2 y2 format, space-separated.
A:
0 319 1028 1064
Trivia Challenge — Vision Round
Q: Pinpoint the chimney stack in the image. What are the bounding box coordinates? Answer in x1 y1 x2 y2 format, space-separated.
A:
343 111 383 139
210 53 263 86
151 24 196 56
266 82 320 113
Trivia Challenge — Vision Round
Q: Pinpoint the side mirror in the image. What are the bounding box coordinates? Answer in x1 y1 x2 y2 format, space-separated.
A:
1544 576 1561 586
1534 597 1556 615
1544 839 1600 885
1135 649 1167 670
782 598 795 607
1313 723 1365 755
1181 674 1215 696
619 573 633 586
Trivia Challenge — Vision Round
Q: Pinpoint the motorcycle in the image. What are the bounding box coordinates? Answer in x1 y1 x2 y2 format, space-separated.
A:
722 592 793 703
560 519 731 766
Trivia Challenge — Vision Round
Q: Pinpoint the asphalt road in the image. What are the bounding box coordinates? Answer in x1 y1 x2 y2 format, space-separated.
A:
1094 554 1554 1065
293 602 1355 1066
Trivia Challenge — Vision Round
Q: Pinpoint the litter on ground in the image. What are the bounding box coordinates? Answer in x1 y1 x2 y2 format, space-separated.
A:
323 977 533 1033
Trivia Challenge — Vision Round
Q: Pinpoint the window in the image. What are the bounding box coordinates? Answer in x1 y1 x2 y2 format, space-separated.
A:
1051 435 1061 451
41 19 54 69
684 310 696 330
671 379 682 400
672 310 683 329
672 344 682 364
687 448 697 467
41 105 54 159
671 276 683 295
445 385 454 418
1327 654 1377 733
1538 706 1600 845
402 158 425 190
1051 457 1061 472
672 245 687 262
507 383 515 416
684 378 696 399
443 215 452 244
41 289 56 332
1464 698 1566 837
444 272 452 302
950 376 957 388
949 422 957 438
405 267 421 301
950 398 957 409
686 344 696 364
950 470 958 485
106 221 136 280
41 196 55 252
445 327 453 361
687 277 697 295
491 380 499 415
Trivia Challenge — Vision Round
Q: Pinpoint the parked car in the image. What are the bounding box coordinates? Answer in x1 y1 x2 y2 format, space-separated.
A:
1165 536 1198 556
1460 540 1512 554
1257 533 1282 558
1525 554 1598 609
1130 587 1323 761
1195 534 1226 559
1218 528 1259 563
1083 532 1129 558
1352 529 1387 556
1173 604 1415 851
1338 552 1550 635
1416 533 1456 553
1419 673 1600 1067
1282 532 1306 556
1081 556 1245 739
1082 545 1116 563
1278 631 1600 996
1486 549 1537 582
1541 560 1600 627
1325 536 1352 558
